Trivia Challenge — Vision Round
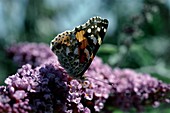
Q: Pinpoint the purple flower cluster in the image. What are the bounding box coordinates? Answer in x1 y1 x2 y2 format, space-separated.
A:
2 42 170 113
2 49 114 113
6 42 57 68
1 62 68 113
0 85 31 113
65 57 114 113
105 68 170 112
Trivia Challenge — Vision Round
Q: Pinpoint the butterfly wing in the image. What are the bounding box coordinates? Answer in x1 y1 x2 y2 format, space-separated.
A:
50 16 108 79
74 16 109 77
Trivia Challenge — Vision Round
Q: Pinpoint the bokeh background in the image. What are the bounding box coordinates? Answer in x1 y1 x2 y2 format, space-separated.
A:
0 0 170 112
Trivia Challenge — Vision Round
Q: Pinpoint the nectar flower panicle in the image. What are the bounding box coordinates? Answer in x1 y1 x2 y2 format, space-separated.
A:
3 42 170 113
105 68 170 112
6 42 57 68
1 56 115 113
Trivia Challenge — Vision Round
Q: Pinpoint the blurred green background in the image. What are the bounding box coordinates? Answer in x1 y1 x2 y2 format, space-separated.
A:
0 0 170 112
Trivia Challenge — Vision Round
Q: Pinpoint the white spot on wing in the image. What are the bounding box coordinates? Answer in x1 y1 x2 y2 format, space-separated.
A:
93 37 97 45
90 34 97 45
77 25 81 28
84 48 90 60
66 47 70 55
97 27 101 32
91 34 94 37
82 24 86 27
98 37 102 45
74 48 78 55
104 28 107 32
87 28 91 33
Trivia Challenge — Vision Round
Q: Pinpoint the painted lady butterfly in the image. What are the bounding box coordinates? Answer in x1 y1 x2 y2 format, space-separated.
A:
50 16 108 79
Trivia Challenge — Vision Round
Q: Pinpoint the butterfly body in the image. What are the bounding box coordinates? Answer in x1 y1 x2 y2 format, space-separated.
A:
50 16 108 78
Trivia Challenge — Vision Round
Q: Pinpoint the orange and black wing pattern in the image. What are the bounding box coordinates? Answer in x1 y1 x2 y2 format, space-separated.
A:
50 16 108 79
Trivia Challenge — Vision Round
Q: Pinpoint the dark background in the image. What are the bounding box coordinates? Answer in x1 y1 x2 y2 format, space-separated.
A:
0 0 170 112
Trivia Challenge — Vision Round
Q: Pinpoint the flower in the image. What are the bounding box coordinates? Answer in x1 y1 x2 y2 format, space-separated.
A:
0 86 31 113
62 56 114 113
1 53 114 113
6 42 57 68
3 42 170 113
104 68 170 112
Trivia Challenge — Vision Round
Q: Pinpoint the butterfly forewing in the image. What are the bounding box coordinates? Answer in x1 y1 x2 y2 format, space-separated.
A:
50 16 108 79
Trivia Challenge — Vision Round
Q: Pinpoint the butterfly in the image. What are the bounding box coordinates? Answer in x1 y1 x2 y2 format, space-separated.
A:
50 16 108 79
